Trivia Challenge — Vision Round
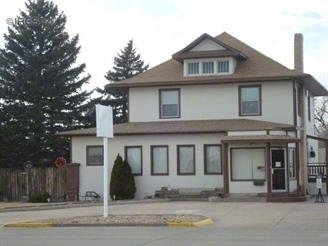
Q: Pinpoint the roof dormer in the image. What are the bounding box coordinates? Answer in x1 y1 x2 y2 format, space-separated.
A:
172 33 247 77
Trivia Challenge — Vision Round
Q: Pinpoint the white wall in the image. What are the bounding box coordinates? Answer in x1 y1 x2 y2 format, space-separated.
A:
72 134 224 199
129 81 294 124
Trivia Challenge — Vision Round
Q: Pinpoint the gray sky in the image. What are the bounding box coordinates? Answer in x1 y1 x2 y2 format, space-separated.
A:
1 0 327 92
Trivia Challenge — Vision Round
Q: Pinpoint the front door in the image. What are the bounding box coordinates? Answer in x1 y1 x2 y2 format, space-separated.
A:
271 149 287 192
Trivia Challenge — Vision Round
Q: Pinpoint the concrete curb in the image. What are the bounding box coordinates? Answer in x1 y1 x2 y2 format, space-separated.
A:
3 222 53 228
166 218 213 227
3 218 213 228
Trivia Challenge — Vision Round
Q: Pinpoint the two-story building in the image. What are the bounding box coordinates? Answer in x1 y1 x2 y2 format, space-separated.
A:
60 32 328 201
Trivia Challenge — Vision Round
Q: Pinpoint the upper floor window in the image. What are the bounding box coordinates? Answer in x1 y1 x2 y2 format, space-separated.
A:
187 62 199 75
184 58 233 76
217 60 229 73
239 85 261 116
86 146 103 166
202 61 214 74
159 89 180 118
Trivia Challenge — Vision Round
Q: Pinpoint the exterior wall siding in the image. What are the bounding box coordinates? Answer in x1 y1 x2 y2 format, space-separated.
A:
72 134 225 199
129 81 294 124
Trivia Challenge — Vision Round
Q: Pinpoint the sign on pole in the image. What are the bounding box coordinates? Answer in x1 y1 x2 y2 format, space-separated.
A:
96 104 114 217
96 104 113 138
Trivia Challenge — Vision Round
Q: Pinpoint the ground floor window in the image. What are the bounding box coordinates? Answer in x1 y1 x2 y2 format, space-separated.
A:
231 148 266 181
204 144 222 174
151 145 169 175
86 145 103 166
177 145 195 175
125 146 142 175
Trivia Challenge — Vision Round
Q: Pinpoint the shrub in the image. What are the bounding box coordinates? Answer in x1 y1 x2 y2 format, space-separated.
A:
110 154 136 200
28 192 51 203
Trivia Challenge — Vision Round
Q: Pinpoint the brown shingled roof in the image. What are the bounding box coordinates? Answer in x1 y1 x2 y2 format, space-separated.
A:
106 32 327 96
58 119 294 136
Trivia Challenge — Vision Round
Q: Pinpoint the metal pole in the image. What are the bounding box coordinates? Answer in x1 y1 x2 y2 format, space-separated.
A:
103 138 109 217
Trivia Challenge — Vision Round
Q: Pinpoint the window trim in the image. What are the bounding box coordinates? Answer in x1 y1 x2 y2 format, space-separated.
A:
184 58 233 76
151 145 169 176
86 145 104 166
204 144 222 175
159 88 181 119
239 85 262 116
124 146 143 176
177 145 195 175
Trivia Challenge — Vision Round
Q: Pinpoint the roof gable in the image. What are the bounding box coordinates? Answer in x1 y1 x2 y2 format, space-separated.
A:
172 33 247 62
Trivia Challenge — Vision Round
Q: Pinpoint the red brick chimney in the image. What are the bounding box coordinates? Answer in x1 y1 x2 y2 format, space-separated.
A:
294 33 304 73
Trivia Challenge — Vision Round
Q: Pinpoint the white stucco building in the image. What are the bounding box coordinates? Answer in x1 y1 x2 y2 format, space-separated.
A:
60 32 328 201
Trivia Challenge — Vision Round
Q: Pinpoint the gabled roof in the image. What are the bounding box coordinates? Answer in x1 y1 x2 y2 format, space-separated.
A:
58 119 294 136
172 33 247 62
106 32 327 96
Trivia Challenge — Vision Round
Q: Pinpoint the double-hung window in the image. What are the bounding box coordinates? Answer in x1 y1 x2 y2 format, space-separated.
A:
177 145 195 175
239 85 261 116
159 89 180 118
125 146 142 176
86 146 103 166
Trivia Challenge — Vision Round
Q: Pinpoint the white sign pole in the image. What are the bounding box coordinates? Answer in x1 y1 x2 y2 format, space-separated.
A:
95 104 113 218
103 137 109 217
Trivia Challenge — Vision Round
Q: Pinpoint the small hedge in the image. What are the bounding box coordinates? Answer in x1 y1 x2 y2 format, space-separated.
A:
28 192 51 203
110 154 136 200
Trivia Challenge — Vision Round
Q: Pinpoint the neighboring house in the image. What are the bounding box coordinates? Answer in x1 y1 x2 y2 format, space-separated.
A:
60 32 328 201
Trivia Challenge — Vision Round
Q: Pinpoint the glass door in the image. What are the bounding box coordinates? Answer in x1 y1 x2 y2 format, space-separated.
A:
271 149 287 192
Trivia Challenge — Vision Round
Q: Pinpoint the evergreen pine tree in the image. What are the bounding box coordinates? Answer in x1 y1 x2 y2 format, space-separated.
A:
98 40 148 124
0 0 91 167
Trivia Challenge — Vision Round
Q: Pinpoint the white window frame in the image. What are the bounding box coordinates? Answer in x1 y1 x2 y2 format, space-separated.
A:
184 57 234 76
187 62 200 75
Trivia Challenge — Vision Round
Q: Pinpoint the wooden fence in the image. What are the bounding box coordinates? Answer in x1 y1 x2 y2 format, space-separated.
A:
0 164 79 201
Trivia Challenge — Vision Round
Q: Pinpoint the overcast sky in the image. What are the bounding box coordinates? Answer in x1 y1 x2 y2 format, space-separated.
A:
1 0 327 92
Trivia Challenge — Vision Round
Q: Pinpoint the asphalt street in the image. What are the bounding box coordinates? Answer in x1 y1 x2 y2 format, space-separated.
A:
1 199 328 245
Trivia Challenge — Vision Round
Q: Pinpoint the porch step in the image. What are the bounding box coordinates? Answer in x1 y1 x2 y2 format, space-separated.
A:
266 193 308 202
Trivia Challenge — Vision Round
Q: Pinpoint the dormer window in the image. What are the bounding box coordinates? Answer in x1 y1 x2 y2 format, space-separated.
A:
217 60 229 73
187 62 199 75
202 61 214 74
184 57 235 76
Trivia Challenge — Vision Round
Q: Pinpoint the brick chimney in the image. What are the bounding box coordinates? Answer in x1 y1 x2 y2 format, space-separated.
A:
294 33 304 73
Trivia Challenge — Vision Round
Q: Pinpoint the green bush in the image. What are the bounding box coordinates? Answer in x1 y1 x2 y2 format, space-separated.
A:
110 154 136 200
28 192 51 203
